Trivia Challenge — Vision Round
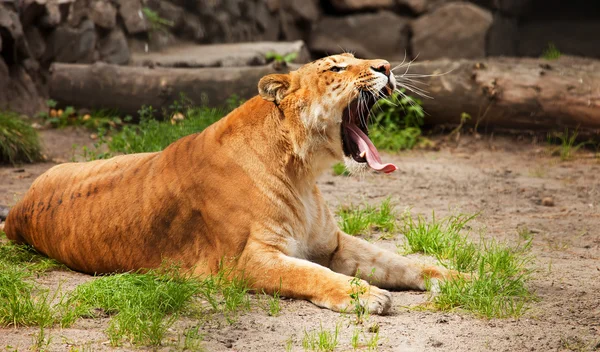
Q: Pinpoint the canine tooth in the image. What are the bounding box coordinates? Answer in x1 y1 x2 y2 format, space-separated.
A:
359 151 366 158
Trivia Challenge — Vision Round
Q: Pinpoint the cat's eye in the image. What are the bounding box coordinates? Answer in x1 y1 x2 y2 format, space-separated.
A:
329 66 345 72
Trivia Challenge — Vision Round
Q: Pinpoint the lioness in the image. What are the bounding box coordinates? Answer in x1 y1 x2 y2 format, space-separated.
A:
5 54 453 314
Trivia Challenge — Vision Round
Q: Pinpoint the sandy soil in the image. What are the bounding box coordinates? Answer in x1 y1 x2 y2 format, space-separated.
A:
0 129 599 351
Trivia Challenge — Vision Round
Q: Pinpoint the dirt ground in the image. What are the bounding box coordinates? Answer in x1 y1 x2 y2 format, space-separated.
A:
0 128 599 351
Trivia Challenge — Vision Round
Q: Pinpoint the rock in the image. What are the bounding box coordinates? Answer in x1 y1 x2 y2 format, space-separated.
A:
328 0 394 12
180 13 205 42
0 5 30 63
90 0 117 29
310 11 410 61
24 27 46 60
487 14 518 56
130 41 310 68
411 2 492 60
282 0 320 22
541 197 555 207
196 0 280 43
98 29 130 65
67 0 90 27
39 1 62 28
116 0 147 34
45 19 97 63
146 0 205 42
518 20 600 58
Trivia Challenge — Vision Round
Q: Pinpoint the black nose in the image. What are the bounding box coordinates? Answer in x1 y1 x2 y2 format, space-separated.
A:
371 64 390 76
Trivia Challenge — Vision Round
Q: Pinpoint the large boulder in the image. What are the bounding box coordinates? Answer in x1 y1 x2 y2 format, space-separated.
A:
146 0 205 42
116 0 148 34
310 11 410 61
90 0 117 29
280 0 320 41
98 28 130 65
44 19 97 64
195 0 280 43
411 2 492 60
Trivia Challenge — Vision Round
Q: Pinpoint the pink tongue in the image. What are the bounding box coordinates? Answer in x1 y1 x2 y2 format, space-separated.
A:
347 124 397 174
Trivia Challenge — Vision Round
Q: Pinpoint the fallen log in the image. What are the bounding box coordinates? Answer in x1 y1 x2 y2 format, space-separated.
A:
398 56 600 132
49 62 298 117
50 57 600 132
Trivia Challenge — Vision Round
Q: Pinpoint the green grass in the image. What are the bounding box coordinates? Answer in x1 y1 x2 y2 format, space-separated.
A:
541 42 561 60
302 324 340 352
401 212 535 318
548 129 589 161
0 233 64 273
369 91 424 152
0 231 64 328
0 111 42 165
61 268 202 346
81 95 240 160
0 263 58 328
337 198 398 237
332 162 350 176
60 264 251 346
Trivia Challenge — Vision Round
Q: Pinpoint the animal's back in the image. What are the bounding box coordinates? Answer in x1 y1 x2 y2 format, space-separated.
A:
4 151 170 273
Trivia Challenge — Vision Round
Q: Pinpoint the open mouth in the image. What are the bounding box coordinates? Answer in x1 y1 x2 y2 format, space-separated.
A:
341 89 397 174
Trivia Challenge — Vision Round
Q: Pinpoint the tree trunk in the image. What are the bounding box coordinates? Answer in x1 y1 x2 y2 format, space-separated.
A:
49 62 297 117
398 56 600 132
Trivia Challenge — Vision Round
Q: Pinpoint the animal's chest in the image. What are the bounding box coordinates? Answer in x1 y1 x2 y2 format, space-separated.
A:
285 190 336 260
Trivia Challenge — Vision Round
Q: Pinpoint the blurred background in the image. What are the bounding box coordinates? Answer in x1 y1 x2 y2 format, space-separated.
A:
1 0 600 115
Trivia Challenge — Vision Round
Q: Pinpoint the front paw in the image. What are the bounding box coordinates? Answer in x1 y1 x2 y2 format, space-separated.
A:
362 285 392 315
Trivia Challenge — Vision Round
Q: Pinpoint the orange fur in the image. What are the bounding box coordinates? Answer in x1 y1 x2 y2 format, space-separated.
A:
5 55 455 313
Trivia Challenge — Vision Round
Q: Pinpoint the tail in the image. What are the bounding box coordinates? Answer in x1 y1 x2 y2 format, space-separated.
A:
1 205 25 244
0 205 8 222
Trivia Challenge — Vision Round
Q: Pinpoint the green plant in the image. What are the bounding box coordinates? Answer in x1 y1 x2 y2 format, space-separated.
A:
369 91 425 151
548 129 589 161
175 325 204 351
366 329 380 351
142 7 174 33
302 324 340 352
0 236 64 273
337 198 398 237
0 112 42 165
0 264 58 327
401 211 535 318
32 325 53 351
61 266 203 346
541 42 561 60
351 328 361 349
265 51 298 64
332 162 350 176
517 226 534 241
349 275 368 324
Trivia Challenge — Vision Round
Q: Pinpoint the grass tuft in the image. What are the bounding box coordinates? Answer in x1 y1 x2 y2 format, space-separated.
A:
369 91 425 151
0 234 64 273
337 198 398 237
0 112 42 165
302 324 340 352
402 211 535 318
80 95 241 160
61 266 203 346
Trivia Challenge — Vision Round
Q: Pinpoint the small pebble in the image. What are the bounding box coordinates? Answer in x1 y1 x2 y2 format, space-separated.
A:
541 197 554 206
